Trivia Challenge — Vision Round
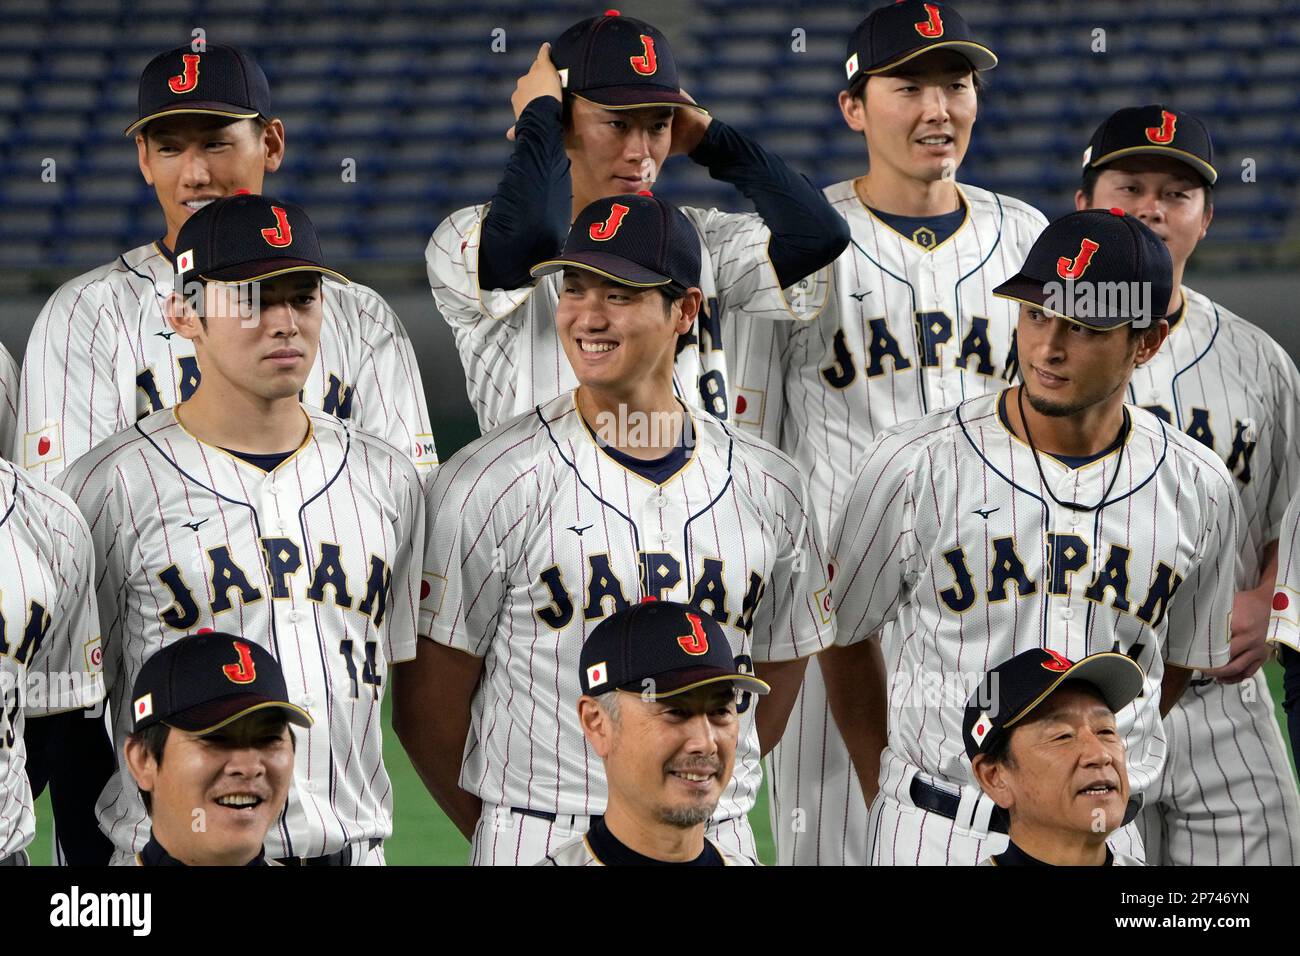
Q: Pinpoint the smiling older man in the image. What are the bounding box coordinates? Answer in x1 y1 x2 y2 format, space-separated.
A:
542 601 770 866
965 648 1147 866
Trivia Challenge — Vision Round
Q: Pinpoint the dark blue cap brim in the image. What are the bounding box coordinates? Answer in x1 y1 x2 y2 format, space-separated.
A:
992 277 1161 330
531 251 675 288
125 103 262 135
570 89 709 113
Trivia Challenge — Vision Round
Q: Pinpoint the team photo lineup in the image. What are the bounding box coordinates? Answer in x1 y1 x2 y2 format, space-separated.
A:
4 0 1300 871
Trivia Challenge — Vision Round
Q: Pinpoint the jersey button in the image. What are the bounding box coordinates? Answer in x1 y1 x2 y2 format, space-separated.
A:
302 693 315 707
650 494 669 509
1060 607 1075 620
289 610 301 623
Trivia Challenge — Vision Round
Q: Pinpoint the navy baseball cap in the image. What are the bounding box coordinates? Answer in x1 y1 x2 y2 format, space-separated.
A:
551 10 706 113
579 601 770 699
531 191 701 289
845 1 997 87
131 632 312 735
1083 104 1217 186
992 208 1173 329
962 648 1144 761
126 44 272 136
174 192 349 286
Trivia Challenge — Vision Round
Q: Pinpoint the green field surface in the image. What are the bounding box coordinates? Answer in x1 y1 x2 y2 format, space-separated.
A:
30 663 1293 865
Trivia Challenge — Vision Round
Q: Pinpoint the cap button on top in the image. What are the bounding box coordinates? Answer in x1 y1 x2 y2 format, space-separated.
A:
636 189 653 197
1109 207 1125 216
605 8 620 15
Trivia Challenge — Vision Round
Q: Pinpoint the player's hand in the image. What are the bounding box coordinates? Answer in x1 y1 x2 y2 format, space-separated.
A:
506 43 563 141
1204 586 1274 683
668 90 712 157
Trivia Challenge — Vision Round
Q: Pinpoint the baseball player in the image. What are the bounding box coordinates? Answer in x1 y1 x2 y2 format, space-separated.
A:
397 192 833 865
56 194 425 865
427 9 848 436
1267 493 1300 768
0 455 111 865
822 209 1240 865
542 601 766 866
18 43 436 480
1077 105 1300 866
763 0 1048 866
966 649 1146 866
125 633 311 866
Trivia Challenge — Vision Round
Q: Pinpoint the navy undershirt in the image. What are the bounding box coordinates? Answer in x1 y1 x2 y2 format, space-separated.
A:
868 206 966 249
997 391 1126 469
222 448 293 472
993 839 1114 866
585 407 693 485
139 832 269 866
585 815 724 866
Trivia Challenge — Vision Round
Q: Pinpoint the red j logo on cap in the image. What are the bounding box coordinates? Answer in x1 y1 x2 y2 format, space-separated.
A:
589 203 630 241
1041 648 1073 672
261 206 294 248
1145 110 1177 145
223 641 258 684
168 54 200 94
677 613 710 656
1056 238 1099 280
914 3 944 38
629 35 658 75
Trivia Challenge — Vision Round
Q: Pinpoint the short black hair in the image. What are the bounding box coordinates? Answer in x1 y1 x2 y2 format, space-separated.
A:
128 723 171 815
980 728 1017 768
848 63 985 103
657 284 687 315
1079 165 1214 210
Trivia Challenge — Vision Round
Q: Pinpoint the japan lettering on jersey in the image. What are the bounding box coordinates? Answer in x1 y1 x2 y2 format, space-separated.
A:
419 391 833 819
427 203 821 434
17 243 437 478
1127 287 1300 585
56 408 424 859
0 462 105 859
782 181 1048 523
831 394 1238 795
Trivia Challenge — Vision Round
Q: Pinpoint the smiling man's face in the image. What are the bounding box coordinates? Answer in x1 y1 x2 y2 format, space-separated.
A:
984 682 1131 839
129 708 294 865
136 115 285 248
1077 156 1211 274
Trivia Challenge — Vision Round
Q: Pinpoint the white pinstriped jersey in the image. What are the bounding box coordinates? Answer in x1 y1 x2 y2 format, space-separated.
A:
0 461 105 858
55 407 424 860
832 393 1239 796
539 833 757 866
428 203 820 434
1128 287 1300 585
782 180 1048 522
1128 286 1300 867
0 344 17 461
420 390 833 821
1269 492 1300 651
766 180 1045 865
17 243 436 478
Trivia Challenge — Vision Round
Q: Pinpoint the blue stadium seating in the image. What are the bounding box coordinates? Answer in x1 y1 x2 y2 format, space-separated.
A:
0 0 1295 269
